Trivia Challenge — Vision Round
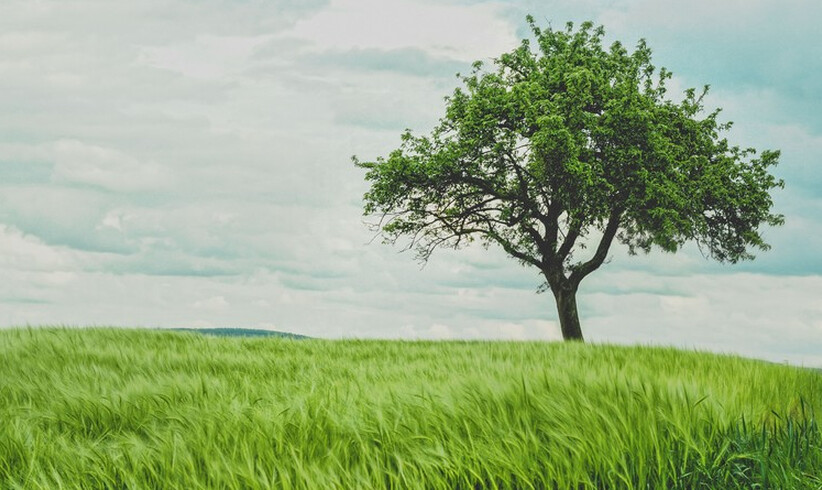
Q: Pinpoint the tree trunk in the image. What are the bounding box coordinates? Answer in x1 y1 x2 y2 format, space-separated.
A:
553 286 584 341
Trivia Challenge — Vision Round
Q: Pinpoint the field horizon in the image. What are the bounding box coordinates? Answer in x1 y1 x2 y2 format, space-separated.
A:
2 327 820 488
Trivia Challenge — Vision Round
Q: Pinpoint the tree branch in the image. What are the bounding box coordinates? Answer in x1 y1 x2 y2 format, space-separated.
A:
477 215 542 269
557 219 582 260
568 208 622 286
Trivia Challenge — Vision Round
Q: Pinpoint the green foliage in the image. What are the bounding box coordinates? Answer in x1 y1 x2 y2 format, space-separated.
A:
2 327 821 488
355 18 783 293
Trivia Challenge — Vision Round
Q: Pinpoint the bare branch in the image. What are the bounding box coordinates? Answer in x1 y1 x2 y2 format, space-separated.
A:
568 208 622 286
556 219 582 260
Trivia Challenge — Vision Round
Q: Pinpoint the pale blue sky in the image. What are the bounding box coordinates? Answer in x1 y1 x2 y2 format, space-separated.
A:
1 0 820 366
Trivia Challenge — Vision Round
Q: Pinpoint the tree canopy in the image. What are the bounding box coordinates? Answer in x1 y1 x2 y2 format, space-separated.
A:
354 18 783 341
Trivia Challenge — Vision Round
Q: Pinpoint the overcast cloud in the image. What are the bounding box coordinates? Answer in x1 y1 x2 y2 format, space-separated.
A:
1 0 820 367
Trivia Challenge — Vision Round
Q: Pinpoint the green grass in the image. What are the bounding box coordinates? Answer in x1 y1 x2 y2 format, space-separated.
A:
1 327 821 489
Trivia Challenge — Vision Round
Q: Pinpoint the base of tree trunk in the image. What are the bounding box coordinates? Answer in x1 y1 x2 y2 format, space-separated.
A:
554 289 584 342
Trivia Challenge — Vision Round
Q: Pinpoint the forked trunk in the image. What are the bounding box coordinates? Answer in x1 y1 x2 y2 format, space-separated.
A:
553 287 584 341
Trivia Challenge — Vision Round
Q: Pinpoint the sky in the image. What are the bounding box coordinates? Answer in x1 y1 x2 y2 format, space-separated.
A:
2 0 821 367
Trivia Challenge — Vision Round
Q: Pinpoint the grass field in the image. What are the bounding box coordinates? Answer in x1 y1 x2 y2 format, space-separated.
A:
1 327 820 489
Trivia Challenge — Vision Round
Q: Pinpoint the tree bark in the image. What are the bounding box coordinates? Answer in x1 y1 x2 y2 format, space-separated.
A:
553 286 584 341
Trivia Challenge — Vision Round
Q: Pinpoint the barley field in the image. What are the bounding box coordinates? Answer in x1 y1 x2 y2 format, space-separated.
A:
1 327 820 489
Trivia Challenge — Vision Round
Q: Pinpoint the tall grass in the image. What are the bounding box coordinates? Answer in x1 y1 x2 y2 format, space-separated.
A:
1 327 820 489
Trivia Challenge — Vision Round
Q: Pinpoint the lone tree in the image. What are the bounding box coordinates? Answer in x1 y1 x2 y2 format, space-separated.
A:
354 18 783 341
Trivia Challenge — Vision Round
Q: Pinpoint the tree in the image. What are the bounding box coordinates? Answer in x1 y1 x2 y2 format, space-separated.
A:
354 18 784 341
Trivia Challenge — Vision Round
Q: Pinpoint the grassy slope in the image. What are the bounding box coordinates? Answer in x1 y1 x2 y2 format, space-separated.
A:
1 328 820 489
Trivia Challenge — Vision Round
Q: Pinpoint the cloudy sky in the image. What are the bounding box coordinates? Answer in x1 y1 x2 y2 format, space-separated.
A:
2 0 820 366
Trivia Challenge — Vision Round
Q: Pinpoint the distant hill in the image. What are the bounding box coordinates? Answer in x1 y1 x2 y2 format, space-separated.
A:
169 327 309 339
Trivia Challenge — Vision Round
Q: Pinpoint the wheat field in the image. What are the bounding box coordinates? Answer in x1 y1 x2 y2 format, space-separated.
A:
1 327 820 489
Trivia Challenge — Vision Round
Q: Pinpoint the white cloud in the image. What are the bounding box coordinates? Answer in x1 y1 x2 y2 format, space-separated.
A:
138 34 273 80
285 0 517 61
98 211 123 232
598 0 811 34
658 294 709 314
0 224 75 271
193 296 230 311
427 323 454 339
492 322 528 340
51 139 172 192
